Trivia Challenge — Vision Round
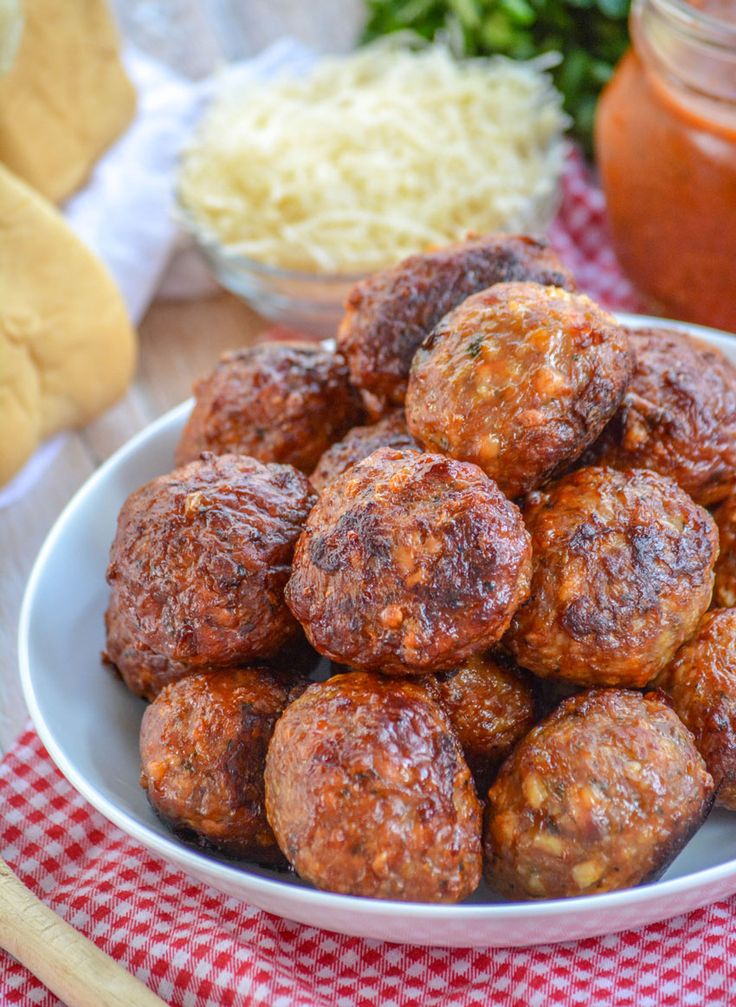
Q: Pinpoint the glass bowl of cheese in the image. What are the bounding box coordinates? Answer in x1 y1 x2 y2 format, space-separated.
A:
179 219 365 337
177 42 567 338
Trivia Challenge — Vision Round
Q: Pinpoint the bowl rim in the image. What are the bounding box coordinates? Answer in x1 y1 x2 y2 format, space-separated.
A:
17 310 736 925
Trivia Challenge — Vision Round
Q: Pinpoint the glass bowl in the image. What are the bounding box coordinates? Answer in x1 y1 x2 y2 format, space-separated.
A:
177 203 364 338
201 241 362 338
177 182 564 339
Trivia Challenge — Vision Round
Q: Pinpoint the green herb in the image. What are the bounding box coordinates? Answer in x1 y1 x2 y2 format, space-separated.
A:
467 333 486 358
361 0 631 155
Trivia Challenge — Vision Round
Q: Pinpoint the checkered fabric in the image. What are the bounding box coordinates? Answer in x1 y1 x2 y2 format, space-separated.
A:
7 151 721 1007
549 146 642 313
4 726 736 1006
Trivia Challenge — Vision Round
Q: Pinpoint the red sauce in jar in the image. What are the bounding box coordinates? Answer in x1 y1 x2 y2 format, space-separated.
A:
596 0 736 332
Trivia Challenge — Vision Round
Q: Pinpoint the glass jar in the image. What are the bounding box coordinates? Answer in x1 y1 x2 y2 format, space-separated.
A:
595 0 736 332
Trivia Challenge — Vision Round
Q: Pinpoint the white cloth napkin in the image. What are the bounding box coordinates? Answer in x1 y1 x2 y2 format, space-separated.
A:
0 38 310 509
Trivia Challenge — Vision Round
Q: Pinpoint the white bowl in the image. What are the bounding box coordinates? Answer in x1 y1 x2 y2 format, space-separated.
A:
18 312 736 948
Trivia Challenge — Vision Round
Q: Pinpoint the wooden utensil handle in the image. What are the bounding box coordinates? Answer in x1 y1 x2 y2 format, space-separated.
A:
0 856 167 1007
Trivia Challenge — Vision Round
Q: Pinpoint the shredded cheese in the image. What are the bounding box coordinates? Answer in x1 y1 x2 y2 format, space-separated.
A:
178 42 567 274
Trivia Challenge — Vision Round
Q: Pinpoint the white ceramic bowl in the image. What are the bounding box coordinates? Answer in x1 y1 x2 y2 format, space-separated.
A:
18 313 736 948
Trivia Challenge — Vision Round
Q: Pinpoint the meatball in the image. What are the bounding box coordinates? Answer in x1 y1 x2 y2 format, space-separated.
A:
504 467 718 688
423 654 536 796
592 327 736 506
484 689 714 900
713 493 736 609
104 593 194 699
140 667 299 861
337 234 574 417
175 342 363 472
264 671 482 901
406 283 632 499
105 453 316 699
286 448 532 675
310 411 419 493
659 609 736 809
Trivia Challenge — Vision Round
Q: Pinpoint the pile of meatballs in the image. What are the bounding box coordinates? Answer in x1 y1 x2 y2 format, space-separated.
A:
104 233 736 904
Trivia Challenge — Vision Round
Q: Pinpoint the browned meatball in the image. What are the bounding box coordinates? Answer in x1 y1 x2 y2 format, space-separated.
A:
337 234 575 417
659 609 736 809
104 593 193 699
504 467 718 688
406 283 632 499
484 689 714 900
105 453 316 699
286 448 532 675
175 342 363 472
310 411 419 493
140 667 300 861
713 493 736 609
423 654 536 796
264 671 482 901
592 327 736 506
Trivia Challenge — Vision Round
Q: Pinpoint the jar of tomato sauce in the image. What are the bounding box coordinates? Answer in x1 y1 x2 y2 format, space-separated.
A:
596 0 736 332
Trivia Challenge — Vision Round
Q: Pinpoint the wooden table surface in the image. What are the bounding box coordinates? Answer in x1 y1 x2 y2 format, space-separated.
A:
0 292 269 753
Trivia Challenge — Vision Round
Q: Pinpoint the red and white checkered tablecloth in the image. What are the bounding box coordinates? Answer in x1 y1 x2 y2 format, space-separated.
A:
4 726 736 1006
549 147 642 314
7 150 735 1007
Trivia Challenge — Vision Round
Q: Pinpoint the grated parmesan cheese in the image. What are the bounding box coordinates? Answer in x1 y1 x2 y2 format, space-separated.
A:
178 42 568 275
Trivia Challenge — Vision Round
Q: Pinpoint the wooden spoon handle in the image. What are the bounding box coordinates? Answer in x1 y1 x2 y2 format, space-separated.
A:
0 856 167 1007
